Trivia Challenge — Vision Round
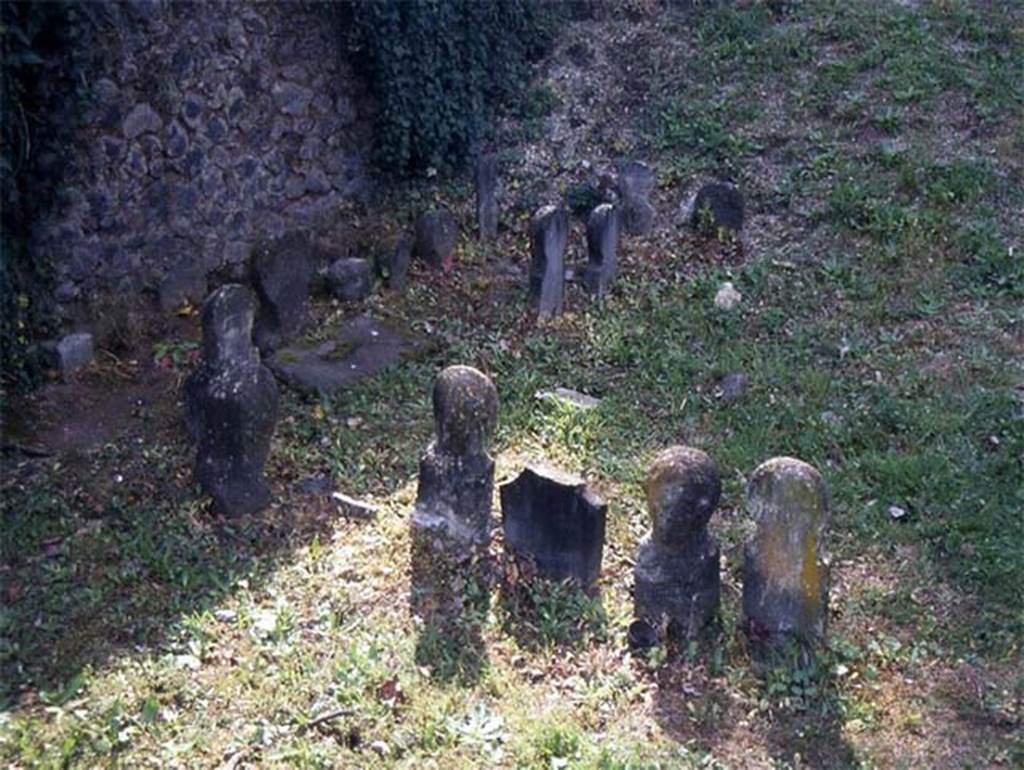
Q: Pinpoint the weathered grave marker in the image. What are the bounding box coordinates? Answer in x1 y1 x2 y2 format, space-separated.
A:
743 457 830 652
410 366 499 618
413 209 458 272
691 182 745 235
475 154 498 240
615 160 656 236
634 447 721 641
500 464 607 591
250 231 312 353
583 203 621 298
528 205 569 320
185 284 279 517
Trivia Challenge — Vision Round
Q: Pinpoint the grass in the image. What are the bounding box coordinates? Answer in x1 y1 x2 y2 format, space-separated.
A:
2 0 1023 767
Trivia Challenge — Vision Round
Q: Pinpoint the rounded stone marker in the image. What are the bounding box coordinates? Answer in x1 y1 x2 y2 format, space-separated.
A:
410 365 499 635
634 447 721 639
742 457 830 651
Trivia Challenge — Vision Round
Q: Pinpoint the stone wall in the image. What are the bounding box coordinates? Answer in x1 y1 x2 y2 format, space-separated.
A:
32 0 371 312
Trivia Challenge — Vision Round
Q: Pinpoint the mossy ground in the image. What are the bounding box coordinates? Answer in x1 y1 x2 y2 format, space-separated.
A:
2 1 1022 767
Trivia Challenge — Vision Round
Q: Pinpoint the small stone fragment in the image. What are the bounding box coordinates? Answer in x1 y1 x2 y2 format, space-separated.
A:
528 205 569 320
536 387 601 410
714 282 742 311
332 492 379 520
716 371 749 403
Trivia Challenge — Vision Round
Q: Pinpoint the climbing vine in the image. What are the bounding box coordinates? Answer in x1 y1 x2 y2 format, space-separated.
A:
341 0 561 175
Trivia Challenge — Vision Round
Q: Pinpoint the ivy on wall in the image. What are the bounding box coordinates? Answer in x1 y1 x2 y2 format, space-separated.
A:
1 1 90 387
341 0 560 175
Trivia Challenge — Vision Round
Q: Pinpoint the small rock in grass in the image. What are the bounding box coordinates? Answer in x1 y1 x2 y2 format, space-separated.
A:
714 282 742 310
716 372 749 403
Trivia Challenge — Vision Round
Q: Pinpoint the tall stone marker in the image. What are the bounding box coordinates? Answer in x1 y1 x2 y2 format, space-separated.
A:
615 160 656 236
475 154 498 241
528 205 569 321
185 284 279 517
583 203 621 299
500 464 607 591
250 231 312 354
634 447 721 640
410 366 499 608
743 457 830 652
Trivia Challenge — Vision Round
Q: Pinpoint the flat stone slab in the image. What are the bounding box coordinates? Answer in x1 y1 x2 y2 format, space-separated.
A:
266 316 420 395
535 387 601 410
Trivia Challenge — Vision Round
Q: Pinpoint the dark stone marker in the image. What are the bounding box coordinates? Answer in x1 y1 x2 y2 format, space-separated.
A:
743 457 830 652
379 234 413 291
616 160 656 236
500 464 607 590
410 366 499 675
250 231 312 354
475 154 498 241
184 284 279 517
528 205 569 320
634 447 721 640
413 209 457 272
326 257 373 301
583 203 621 299
691 182 745 235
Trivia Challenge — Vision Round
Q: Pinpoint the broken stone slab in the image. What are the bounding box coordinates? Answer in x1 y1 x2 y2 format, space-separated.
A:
528 205 569 321
634 447 721 640
184 284 279 517
41 333 94 378
500 463 607 590
742 457 830 652
691 182 744 235
413 209 457 271
535 387 601 410
250 231 312 354
326 257 373 302
265 315 421 395
583 203 621 299
475 154 498 241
